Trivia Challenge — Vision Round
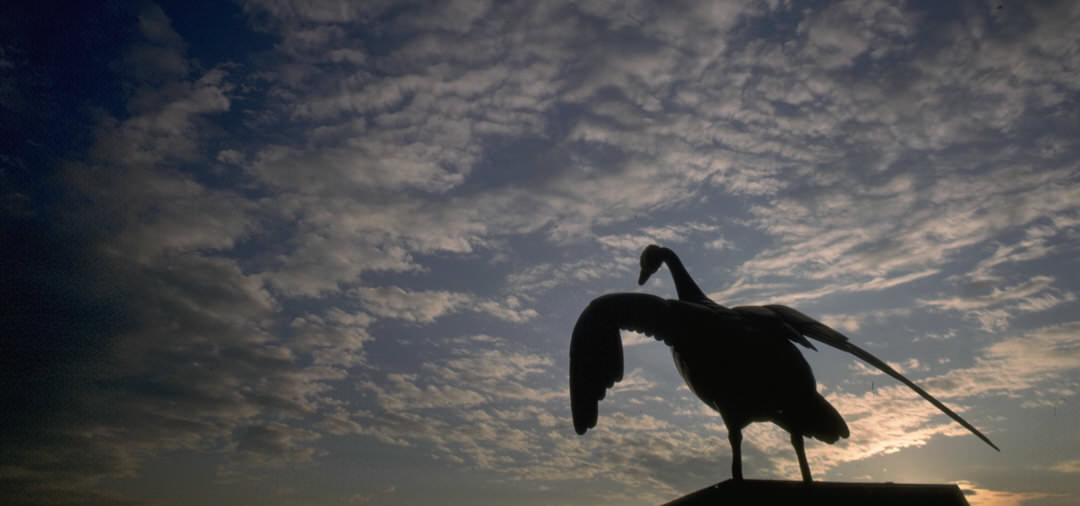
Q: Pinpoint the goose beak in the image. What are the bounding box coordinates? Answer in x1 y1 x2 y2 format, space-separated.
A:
637 270 649 286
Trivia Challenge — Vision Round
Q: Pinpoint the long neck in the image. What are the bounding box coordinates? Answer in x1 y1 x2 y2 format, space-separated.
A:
661 248 709 302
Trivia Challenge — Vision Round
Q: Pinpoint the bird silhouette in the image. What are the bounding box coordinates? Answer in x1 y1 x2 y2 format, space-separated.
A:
570 245 998 482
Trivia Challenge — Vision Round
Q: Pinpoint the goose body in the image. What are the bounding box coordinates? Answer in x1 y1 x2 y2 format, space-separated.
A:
570 245 997 482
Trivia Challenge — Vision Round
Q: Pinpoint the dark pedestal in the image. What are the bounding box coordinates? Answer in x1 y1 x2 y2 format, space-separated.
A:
662 479 969 506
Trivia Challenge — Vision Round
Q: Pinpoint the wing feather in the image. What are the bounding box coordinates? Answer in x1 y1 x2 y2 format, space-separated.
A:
763 304 1000 451
569 293 728 435
734 305 818 350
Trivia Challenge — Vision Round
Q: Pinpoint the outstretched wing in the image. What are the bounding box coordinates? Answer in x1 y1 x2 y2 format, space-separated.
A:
569 293 734 435
763 304 1000 451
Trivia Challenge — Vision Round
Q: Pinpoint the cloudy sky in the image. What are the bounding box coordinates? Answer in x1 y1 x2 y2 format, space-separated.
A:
2 0 1079 505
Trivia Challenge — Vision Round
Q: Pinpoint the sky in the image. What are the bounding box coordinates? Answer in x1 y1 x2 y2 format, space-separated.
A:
1 0 1078 505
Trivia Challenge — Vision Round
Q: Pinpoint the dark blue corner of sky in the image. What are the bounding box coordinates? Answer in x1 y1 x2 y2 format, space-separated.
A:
0 0 269 184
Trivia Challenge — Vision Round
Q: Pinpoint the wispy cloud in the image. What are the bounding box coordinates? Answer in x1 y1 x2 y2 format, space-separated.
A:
349 285 537 324
1051 460 1080 473
920 276 1076 331
956 480 1059 506
4 1 1080 504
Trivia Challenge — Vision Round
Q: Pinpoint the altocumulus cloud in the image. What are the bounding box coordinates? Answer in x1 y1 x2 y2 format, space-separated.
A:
2 1 1080 505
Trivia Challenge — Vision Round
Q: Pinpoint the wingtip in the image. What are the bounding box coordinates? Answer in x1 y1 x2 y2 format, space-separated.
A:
974 431 1000 451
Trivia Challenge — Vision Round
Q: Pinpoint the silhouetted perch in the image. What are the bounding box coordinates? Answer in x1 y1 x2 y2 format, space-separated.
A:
662 479 970 506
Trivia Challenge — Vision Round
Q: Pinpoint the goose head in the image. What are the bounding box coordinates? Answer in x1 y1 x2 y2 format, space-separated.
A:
638 244 665 285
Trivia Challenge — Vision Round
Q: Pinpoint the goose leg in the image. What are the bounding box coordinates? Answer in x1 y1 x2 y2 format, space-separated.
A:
791 432 812 482
729 428 743 480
